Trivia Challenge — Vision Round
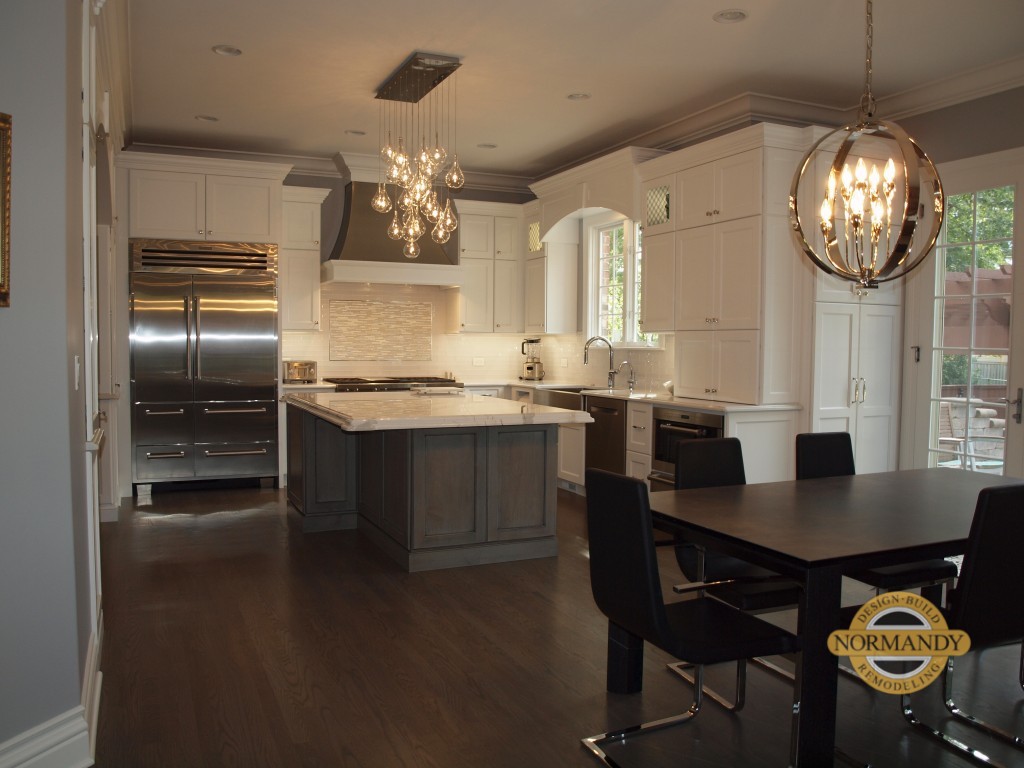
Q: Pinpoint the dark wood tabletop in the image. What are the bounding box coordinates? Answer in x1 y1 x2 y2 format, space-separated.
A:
643 467 1024 765
649 467 1023 574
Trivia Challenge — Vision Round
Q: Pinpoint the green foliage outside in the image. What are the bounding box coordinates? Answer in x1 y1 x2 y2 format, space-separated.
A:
940 185 1014 386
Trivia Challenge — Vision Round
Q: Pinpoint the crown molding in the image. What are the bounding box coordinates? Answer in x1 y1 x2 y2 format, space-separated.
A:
878 53 1024 120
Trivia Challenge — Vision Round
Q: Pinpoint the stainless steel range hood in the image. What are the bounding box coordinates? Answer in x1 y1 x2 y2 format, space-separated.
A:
321 181 464 286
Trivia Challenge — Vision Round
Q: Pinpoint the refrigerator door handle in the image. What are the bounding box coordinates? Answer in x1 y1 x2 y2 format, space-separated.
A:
194 295 202 380
184 295 193 381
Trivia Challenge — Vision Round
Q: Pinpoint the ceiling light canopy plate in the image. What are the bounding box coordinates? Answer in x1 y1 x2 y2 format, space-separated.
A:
376 52 461 103
789 118 944 288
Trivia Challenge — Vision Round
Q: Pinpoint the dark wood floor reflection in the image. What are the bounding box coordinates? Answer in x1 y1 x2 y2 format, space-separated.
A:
96 484 1023 767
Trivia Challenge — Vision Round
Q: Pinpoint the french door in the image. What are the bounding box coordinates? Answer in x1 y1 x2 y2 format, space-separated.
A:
902 148 1024 478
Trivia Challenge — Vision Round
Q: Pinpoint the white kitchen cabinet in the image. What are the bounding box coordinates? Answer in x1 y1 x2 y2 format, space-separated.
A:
452 209 522 333
674 217 762 331
279 187 330 331
455 257 495 333
674 329 761 404
625 450 652 485
129 169 279 242
811 302 901 473
626 400 653 453
282 186 329 250
638 232 675 332
279 250 322 330
524 243 577 335
815 270 903 305
557 423 586 487
459 214 493 259
625 399 654 488
677 148 762 230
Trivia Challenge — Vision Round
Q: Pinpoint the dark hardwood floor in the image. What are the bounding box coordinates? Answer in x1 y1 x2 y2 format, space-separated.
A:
96 484 1024 767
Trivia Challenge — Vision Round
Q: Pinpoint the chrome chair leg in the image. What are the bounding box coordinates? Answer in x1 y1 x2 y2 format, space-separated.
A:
666 658 747 711
943 654 1024 750
581 663 706 767
902 691 1008 767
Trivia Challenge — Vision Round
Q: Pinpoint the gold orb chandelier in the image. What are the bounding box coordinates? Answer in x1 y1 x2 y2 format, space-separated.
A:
790 0 944 288
371 52 464 259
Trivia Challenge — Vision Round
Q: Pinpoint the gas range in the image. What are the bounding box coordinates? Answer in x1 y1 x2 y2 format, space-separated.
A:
322 376 463 393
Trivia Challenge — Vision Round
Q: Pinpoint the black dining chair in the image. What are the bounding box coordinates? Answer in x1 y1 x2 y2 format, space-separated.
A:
667 439 803 700
795 431 958 607
581 468 801 766
901 483 1024 762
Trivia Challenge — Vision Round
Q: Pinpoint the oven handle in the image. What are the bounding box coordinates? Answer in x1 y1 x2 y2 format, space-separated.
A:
658 423 707 437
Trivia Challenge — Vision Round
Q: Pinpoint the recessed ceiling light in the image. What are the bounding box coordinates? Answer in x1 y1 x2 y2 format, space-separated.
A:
567 92 591 101
476 143 498 150
713 8 747 23
195 114 219 123
211 44 242 57
345 129 366 136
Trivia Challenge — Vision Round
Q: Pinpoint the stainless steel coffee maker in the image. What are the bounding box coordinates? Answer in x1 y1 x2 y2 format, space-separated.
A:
521 338 545 380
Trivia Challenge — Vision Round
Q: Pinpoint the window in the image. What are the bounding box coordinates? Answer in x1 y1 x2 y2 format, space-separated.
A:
587 214 657 346
929 184 1014 472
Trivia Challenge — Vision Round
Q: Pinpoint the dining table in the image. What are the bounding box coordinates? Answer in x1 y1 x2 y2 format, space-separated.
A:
623 467 1024 766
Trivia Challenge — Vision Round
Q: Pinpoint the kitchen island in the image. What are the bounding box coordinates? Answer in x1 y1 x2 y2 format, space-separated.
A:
283 391 591 571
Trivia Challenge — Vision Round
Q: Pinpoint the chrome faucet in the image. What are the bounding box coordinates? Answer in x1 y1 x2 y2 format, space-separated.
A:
584 336 616 389
617 360 636 393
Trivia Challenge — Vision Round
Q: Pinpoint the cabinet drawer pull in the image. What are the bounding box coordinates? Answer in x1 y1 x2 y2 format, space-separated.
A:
145 450 186 460
144 408 185 416
632 425 647 430
203 407 269 415
204 448 269 457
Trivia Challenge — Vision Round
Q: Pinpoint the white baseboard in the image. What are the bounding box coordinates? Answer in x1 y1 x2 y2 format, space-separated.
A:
0 708 92 768
98 502 119 523
81 617 103 760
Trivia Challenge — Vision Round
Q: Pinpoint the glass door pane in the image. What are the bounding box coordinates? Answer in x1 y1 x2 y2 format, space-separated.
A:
930 185 1014 475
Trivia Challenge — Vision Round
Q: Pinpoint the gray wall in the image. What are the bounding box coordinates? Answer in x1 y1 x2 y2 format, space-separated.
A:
902 86 1024 164
0 0 89 744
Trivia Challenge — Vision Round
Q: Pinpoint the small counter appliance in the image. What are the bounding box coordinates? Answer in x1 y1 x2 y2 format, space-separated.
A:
520 338 545 380
283 360 318 384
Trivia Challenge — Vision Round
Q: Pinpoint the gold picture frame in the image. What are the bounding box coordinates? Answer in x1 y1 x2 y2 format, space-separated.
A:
0 112 9 307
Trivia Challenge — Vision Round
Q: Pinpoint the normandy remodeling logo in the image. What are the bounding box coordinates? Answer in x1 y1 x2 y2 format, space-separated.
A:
827 591 970 693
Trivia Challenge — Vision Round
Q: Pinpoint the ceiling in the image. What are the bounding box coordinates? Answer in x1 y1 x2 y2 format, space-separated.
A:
124 0 1024 191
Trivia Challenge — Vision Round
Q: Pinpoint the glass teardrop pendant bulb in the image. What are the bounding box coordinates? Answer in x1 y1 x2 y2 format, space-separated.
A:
370 182 392 213
445 154 465 190
431 218 450 244
380 130 394 163
423 191 441 223
429 134 447 166
403 239 420 259
441 198 458 231
387 210 403 240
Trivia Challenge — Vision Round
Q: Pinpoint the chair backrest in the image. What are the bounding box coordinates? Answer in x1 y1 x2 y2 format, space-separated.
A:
948 484 1024 648
673 438 752 581
584 468 671 645
795 432 856 480
674 437 746 489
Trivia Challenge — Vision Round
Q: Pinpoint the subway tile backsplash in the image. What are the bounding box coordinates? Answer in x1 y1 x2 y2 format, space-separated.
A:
282 281 674 390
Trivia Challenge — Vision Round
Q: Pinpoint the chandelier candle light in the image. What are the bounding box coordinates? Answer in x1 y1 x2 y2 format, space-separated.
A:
371 52 464 259
789 0 943 288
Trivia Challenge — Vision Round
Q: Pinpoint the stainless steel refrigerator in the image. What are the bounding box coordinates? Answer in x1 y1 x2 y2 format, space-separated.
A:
129 239 279 491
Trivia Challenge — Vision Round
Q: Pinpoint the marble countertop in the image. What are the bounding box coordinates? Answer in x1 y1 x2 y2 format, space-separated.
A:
282 390 594 431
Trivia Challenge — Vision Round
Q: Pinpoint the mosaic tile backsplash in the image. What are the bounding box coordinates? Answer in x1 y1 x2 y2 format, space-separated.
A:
329 299 431 361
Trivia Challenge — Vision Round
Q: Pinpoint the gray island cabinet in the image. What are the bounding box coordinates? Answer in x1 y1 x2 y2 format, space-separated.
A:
283 391 591 571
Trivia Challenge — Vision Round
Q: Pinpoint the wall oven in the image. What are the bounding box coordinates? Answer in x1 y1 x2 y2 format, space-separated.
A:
648 406 725 491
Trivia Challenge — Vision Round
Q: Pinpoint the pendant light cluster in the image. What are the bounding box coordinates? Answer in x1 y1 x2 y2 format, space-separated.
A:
789 0 944 288
371 52 464 259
